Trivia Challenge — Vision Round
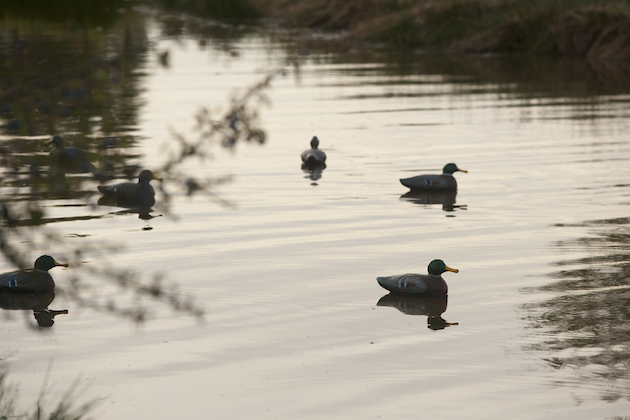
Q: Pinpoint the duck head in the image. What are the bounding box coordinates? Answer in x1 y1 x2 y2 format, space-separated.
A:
138 170 163 184
34 255 69 272
310 136 320 149
442 163 467 175
427 259 458 276
45 135 65 149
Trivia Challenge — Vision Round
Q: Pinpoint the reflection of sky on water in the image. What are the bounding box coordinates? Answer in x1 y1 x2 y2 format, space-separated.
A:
3 9 630 420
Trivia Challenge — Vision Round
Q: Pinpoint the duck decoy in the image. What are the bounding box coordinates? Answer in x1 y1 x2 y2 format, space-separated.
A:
301 136 327 168
0 255 68 293
377 259 458 296
45 134 97 174
400 163 467 191
97 169 162 209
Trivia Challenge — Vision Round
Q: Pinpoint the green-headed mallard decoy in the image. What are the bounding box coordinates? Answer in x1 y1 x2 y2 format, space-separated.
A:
45 134 96 173
0 255 68 293
377 259 458 296
400 163 467 191
301 136 327 167
97 169 162 208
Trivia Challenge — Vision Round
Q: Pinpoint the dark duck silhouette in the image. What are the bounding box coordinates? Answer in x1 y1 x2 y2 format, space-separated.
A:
400 163 467 192
97 169 162 209
45 134 97 174
301 136 327 169
0 255 68 293
377 259 458 296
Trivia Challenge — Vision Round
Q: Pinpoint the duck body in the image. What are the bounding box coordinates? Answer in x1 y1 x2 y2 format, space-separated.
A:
377 273 448 295
46 135 96 173
377 259 458 296
97 169 161 208
301 136 327 168
0 255 68 293
400 163 466 192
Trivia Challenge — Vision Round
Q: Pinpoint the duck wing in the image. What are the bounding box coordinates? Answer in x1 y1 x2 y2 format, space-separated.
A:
400 174 456 191
301 149 326 165
52 147 96 173
98 182 155 208
65 147 96 173
377 274 429 294
0 270 54 293
98 181 136 197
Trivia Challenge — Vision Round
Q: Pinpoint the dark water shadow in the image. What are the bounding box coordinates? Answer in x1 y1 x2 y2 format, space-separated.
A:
377 294 458 330
97 195 160 229
399 190 467 213
301 162 326 185
0 291 68 328
524 216 630 402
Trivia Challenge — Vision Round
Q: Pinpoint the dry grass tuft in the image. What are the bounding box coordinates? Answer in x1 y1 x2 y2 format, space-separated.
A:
250 0 630 60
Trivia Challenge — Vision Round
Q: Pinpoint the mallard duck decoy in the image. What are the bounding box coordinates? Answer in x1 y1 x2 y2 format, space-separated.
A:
97 169 162 208
301 136 327 167
0 255 68 293
45 134 96 174
400 163 467 191
377 259 458 296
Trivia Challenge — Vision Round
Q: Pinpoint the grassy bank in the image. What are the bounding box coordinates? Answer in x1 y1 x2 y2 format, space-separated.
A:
197 0 630 60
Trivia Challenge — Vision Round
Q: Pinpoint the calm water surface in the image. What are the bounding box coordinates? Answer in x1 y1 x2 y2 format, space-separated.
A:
3 15 630 420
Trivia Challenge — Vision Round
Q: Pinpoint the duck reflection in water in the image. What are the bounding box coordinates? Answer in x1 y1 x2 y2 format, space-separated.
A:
399 190 467 212
0 291 68 327
377 294 458 330
301 136 327 184
302 165 325 182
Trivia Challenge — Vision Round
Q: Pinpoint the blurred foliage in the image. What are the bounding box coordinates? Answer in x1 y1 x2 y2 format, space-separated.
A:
156 0 260 19
0 0 138 27
0 4 278 326
0 363 97 420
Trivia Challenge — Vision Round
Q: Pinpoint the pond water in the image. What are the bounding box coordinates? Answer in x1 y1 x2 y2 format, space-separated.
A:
3 12 630 420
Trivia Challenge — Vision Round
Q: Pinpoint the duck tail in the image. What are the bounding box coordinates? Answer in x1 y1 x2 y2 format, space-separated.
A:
97 185 113 194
